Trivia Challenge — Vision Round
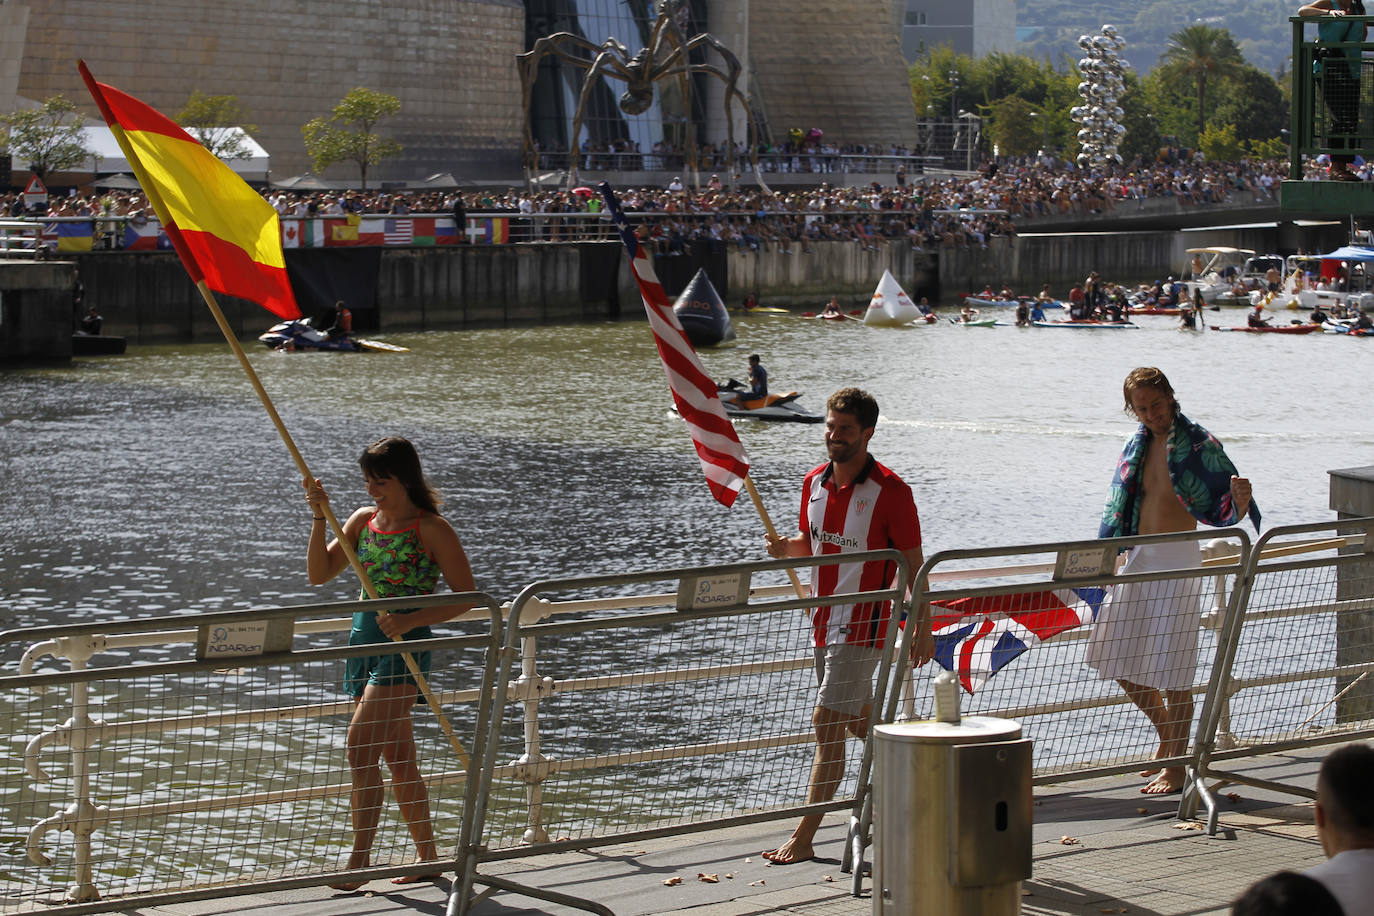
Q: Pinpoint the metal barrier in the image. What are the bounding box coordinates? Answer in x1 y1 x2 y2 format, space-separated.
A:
446 551 910 916
0 592 503 915
1185 518 1374 834
7 525 1371 913
845 529 1252 893
0 219 43 257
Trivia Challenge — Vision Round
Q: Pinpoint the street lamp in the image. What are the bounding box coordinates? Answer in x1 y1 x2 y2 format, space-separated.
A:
958 110 980 172
1029 111 1049 158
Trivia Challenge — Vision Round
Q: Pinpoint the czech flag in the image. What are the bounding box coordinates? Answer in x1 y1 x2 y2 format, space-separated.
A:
79 62 298 319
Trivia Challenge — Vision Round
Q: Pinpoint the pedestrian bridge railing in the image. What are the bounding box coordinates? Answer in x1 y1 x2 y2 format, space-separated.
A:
2 524 1372 915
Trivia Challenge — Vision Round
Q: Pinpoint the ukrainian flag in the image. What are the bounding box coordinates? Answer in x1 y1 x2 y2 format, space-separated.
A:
57 221 94 252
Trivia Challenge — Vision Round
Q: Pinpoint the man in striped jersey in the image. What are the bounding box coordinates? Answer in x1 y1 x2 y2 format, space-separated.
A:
762 387 926 864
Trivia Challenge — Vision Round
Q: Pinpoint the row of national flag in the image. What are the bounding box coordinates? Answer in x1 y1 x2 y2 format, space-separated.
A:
42 216 512 251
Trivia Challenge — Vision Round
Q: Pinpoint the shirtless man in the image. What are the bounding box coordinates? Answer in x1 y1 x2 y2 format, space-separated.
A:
1086 368 1255 794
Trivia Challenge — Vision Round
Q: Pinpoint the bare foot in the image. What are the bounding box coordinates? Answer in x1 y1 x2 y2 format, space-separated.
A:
329 851 371 891
1141 768 1184 795
1140 742 1168 778
391 861 444 885
762 838 815 864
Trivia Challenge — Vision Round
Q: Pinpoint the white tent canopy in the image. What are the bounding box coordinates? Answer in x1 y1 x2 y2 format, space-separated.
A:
80 124 270 183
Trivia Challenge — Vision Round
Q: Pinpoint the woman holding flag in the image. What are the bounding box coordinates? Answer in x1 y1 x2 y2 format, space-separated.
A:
305 437 475 889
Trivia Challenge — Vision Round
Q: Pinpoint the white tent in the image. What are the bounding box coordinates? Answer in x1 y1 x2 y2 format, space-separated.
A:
81 124 270 183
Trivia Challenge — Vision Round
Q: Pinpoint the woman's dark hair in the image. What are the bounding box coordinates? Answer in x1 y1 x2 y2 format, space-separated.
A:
358 437 441 515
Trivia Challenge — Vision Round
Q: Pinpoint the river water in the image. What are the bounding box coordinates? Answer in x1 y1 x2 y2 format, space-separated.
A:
3 308 1370 629
2 304 1371 892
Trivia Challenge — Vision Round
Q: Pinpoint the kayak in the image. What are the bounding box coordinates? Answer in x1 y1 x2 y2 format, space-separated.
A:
1209 324 1322 334
952 317 998 327
729 306 790 315
714 384 822 422
801 309 862 320
1033 320 1138 329
1129 307 1181 316
259 320 411 352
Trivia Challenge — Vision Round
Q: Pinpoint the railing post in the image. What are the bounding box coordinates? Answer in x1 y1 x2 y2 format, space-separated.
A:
1329 468 1374 721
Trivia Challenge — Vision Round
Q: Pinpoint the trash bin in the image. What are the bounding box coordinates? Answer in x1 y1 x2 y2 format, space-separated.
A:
872 717 1031 915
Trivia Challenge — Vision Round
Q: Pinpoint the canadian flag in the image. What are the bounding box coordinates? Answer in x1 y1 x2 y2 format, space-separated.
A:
281 220 300 249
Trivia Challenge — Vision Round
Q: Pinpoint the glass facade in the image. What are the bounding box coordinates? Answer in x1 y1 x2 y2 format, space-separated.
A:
524 0 710 164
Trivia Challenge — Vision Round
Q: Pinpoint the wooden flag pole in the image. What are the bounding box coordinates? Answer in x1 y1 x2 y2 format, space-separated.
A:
78 62 469 764
192 280 471 769
744 475 808 600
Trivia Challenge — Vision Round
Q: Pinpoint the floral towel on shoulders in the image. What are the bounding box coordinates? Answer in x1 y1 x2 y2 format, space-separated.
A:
1099 412 1262 539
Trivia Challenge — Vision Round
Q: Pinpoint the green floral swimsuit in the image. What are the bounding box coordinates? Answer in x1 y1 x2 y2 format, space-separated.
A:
344 512 442 698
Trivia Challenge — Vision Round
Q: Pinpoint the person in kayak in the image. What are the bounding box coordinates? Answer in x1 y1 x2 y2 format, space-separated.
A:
304 437 476 889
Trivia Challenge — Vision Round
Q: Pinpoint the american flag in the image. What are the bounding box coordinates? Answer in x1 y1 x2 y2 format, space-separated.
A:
384 218 414 245
930 586 1106 693
599 183 750 507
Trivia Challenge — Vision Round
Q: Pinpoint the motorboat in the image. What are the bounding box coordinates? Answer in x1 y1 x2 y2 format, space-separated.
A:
863 269 923 326
258 319 410 352
71 333 127 355
717 380 822 422
1182 247 1255 304
673 269 736 347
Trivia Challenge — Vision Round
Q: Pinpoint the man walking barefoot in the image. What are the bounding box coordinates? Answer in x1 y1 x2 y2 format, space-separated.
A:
762 388 926 862
1087 368 1258 795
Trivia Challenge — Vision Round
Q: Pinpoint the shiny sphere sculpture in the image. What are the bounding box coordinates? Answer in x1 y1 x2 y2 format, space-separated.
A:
1072 26 1129 169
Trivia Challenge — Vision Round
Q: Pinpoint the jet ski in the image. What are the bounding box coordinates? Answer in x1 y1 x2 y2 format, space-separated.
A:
717 379 822 423
258 319 410 352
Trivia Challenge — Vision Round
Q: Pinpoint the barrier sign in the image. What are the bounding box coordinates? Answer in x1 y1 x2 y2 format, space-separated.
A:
22 174 47 210
677 572 749 610
196 618 293 660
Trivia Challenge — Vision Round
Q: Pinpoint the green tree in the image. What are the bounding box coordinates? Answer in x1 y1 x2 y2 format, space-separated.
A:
1117 74 1164 162
1 95 90 182
301 88 402 190
1159 25 1246 143
176 91 259 160
1210 66 1287 144
1199 122 1244 161
987 95 1042 157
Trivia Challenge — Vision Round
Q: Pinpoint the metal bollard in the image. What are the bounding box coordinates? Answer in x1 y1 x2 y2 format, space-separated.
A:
872 716 1032 915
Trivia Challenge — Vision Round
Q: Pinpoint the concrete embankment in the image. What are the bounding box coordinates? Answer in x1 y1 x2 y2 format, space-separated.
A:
3 218 1348 350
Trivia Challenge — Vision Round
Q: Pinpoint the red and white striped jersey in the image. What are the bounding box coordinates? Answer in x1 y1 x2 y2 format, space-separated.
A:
801 456 921 648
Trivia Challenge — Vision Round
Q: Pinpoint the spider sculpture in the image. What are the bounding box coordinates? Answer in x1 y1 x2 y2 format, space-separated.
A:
517 0 769 192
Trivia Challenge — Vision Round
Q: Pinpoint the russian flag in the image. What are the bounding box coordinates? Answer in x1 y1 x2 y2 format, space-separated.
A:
930 587 1106 694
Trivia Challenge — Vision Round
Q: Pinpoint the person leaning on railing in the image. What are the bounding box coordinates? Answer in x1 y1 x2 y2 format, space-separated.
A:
1301 0 1368 181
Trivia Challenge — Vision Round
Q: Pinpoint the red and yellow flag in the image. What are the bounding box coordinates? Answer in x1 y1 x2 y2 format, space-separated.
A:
79 62 299 319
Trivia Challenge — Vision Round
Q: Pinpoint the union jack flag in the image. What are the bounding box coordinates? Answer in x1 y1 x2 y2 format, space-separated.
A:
599 182 750 507
930 586 1106 694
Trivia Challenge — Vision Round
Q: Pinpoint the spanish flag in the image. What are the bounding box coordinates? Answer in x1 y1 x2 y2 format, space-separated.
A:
79 62 299 319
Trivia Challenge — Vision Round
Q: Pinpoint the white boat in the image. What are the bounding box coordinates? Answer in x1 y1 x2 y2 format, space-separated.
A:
1182 247 1255 304
863 269 922 326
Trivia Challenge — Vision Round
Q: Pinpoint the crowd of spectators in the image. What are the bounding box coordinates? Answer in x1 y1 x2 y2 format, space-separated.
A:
2 151 1294 254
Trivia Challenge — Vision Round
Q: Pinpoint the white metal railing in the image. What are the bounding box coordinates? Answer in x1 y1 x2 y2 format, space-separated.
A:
3 526 1371 915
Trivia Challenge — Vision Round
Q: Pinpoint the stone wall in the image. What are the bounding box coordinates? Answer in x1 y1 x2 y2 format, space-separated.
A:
0 260 77 363
14 0 526 182
747 0 918 149
54 222 1351 347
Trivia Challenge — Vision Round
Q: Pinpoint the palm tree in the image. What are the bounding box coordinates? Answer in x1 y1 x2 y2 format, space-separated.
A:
1161 25 1246 143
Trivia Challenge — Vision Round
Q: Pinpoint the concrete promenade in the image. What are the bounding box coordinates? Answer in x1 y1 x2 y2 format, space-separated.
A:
121 749 1333 916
